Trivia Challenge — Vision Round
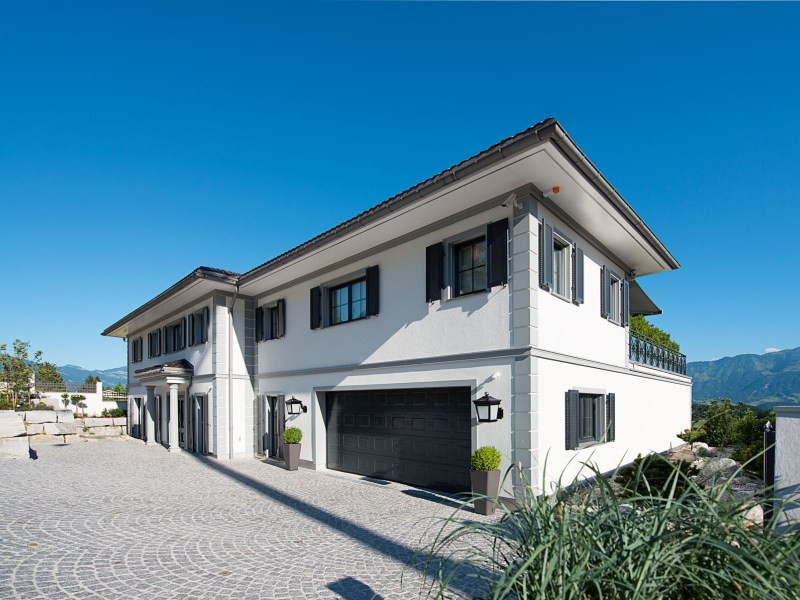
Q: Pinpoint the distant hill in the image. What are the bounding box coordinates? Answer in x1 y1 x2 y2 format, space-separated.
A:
688 347 800 409
56 364 127 388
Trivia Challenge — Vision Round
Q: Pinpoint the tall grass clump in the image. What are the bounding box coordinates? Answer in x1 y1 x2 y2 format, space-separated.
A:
422 454 800 599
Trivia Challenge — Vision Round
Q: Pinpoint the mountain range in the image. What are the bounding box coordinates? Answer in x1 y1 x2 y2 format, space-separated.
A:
56 364 127 388
687 346 800 409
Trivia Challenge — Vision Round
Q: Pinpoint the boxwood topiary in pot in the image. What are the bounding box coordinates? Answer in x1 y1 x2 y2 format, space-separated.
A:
470 446 502 515
283 427 303 471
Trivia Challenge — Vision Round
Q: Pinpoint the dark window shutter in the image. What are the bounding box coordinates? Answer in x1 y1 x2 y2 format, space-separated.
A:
540 219 554 290
486 218 509 288
622 280 630 327
425 243 444 302
600 266 610 318
203 307 210 343
277 299 286 338
255 307 263 342
181 317 186 349
188 314 194 346
573 247 584 304
366 265 379 316
565 390 580 450
606 393 616 442
310 287 322 329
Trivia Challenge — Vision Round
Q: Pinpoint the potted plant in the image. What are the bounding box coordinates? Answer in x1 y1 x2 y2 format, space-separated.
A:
470 446 501 515
283 427 302 471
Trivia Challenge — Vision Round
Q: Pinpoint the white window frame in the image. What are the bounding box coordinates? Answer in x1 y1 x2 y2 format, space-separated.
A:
439 224 490 303
609 272 622 324
551 230 573 301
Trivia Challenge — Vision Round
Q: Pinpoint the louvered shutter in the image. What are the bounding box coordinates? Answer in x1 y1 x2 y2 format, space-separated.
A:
366 266 379 317
486 218 509 288
163 326 168 354
600 266 611 318
425 243 444 302
606 393 616 442
255 307 263 342
180 317 186 349
622 281 630 327
565 390 580 450
540 219 554 290
310 287 322 329
203 307 210 343
188 314 194 346
573 247 584 304
277 299 286 338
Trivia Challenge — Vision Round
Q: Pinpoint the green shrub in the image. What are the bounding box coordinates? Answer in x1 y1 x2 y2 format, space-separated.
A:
29 402 53 411
423 460 800 599
615 453 699 498
101 408 125 418
630 314 680 351
0 400 13 410
283 427 302 444
470 446 501 471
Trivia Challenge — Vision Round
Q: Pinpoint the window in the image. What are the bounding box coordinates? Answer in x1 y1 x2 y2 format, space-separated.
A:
609 274 621 324
330 279 367 325
131 338 143 363
566 389 613 449
164 319 185 354
578 393 604 445
188 308 209 345
552 236 571 299
148 330 161 358
455 237 487 296
258 300 285 341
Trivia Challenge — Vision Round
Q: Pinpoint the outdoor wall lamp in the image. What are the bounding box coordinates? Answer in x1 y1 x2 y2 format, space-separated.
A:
473 392 504 423
285 396 307 415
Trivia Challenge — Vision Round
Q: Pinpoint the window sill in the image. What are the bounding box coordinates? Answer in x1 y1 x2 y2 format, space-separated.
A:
550 290 574 305
321 315 372 329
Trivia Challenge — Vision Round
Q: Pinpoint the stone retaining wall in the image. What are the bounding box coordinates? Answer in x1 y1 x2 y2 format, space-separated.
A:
0 410 128 458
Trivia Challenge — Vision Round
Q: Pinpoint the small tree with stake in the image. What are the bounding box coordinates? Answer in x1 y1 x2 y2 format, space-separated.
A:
70 394 87 416
60 393 70 409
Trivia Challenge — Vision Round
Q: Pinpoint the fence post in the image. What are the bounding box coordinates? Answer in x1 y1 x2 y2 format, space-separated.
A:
764 421 776 524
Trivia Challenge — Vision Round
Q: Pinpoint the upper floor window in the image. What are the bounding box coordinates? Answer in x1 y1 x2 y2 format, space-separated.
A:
131 338 143 363
148 330 161 358
164 319 186 354
330 279 367 325
455 237 487 296
552 235 571 299
257 300 285 341
608 274 621 324
188 307 210 346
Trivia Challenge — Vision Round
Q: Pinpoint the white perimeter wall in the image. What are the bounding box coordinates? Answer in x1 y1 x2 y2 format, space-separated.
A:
775 407 800 525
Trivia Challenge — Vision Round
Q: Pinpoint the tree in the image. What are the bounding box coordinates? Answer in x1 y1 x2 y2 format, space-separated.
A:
630 315 680 352
0 339 42 405
37 362 63 384
700 398 734 447
70 394 87 416
111 383 127 395
60 393 70 409
84 374 101 386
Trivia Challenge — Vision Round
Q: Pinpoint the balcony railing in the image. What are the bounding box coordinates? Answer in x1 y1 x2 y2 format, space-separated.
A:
629 332 687 375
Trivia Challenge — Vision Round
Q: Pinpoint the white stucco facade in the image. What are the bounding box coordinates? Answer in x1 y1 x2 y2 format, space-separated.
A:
775 407 800 525
104 119 691 495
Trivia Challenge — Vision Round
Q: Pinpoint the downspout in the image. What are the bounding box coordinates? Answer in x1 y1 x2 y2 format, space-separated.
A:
228 284 240 459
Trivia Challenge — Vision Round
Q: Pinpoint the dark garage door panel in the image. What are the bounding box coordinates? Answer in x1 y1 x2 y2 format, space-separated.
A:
325 388 472 492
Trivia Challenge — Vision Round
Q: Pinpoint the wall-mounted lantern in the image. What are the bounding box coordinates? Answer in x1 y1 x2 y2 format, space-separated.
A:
473 392 503 423
286 396 307 415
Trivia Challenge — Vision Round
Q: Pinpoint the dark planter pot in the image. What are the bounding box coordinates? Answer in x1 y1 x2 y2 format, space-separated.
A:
284 443 301 471
470 469 501 515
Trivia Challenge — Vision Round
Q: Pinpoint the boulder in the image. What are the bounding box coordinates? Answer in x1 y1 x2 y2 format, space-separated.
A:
743 504 764 529
83 417 113 427
670 447 696 463
691 457 709 471
25 423 44 435
84 426 122 437
696 458 740 486
111 417 128 428
43 422 77 436
699 446 718 458
0 436 29 458
0 411 26 438
56 410 74 423
24 411 58 424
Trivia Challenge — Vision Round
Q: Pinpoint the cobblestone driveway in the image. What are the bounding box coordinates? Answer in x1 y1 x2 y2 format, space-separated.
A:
0 439 493 599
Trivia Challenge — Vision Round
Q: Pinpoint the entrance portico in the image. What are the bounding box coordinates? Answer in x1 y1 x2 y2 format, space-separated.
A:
134 360 194 453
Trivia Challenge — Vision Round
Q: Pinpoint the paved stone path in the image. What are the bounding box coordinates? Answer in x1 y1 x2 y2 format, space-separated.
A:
0 439 496 599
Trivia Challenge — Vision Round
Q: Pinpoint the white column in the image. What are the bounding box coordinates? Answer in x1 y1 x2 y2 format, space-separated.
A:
168 383 180 453
145 387 156 445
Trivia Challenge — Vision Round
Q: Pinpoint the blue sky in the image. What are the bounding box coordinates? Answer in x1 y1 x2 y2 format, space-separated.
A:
1 2 798 369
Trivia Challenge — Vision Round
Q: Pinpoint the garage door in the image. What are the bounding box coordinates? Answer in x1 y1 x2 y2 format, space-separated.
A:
325 387 472 492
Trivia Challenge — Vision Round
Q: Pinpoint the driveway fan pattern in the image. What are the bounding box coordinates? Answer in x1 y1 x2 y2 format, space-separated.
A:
0 439 493 599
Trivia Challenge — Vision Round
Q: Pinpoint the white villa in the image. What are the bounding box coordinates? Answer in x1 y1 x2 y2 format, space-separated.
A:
102 118 691 494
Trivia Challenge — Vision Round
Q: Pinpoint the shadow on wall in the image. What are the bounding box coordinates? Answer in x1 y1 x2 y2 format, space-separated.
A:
185 453 490 598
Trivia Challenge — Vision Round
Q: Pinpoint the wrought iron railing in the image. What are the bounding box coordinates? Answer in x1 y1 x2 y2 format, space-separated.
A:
629 332 687 375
